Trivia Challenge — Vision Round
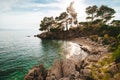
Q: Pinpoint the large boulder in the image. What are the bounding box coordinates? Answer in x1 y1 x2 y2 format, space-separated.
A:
47 59 81 79
24 64 47 80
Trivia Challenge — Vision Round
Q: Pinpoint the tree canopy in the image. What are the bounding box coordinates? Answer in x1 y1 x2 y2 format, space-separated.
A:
86 5 98 21
85 5 115 23
40 17 54 31
40 1 78 32
40 4 116 32
97 5 115 23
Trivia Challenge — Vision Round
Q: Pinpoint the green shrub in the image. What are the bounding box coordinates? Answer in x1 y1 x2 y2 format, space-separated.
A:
102 34 116 46
89 35 98 42
112 46 120 63
118 33 120 43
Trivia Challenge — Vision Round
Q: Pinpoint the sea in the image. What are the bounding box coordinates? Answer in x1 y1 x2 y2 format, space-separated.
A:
0 29 64 80
0 29 87 80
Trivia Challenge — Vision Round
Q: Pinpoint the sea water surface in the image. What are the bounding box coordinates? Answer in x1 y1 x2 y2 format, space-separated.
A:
0 29 87 80
0 30 64 80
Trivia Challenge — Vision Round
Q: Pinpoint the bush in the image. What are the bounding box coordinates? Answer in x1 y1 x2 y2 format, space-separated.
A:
50 28 61 32
118 33 120 42
89 35 98 42
102 34 116 46
112 46 120 63
102 34 109 45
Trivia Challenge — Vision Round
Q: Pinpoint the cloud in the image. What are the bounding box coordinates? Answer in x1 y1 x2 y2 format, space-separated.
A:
0 0 88 29
1 0 119 29
0 0 17 12
0 0 58 29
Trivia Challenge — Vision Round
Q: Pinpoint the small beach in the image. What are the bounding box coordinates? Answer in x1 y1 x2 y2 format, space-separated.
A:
70 37 108 54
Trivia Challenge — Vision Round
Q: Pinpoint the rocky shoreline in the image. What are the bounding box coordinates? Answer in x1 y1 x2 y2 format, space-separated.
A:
24 37 116 80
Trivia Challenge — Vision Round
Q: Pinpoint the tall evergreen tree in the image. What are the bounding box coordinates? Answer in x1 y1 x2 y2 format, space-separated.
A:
97 5 115 23
86 5 98 21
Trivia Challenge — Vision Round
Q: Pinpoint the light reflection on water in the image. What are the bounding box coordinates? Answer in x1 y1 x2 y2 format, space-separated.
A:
62 41 88 61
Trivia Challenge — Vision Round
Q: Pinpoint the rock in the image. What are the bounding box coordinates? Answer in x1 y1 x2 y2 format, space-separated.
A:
116 63 120 71
81 47 90 53
92 63 101 68
24 64 47 80
59 77 70 80
81 69 92 77
69 74 75 80
34 35 37 37
114 73 120 80
84 63 92 69
90 50 99 55
81 59 89 68
37 32 53 39
46 74 57 80
37 29 80 40
85 76 94 80
74 71 80 78
46 58 85 80
99 56 108 62
107 63 119 76
48 60 63 79
47 59 81 80
62 59 76 77
98 73 104 79
87 55 101 62
75 60 84 71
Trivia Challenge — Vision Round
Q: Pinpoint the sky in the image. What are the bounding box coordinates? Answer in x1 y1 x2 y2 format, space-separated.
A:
0 0 120 30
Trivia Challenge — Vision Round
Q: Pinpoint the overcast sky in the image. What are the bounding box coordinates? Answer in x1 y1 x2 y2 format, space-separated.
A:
0 0 120 30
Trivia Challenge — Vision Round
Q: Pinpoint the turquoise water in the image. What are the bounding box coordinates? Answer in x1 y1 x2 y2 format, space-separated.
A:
0 30 63 80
